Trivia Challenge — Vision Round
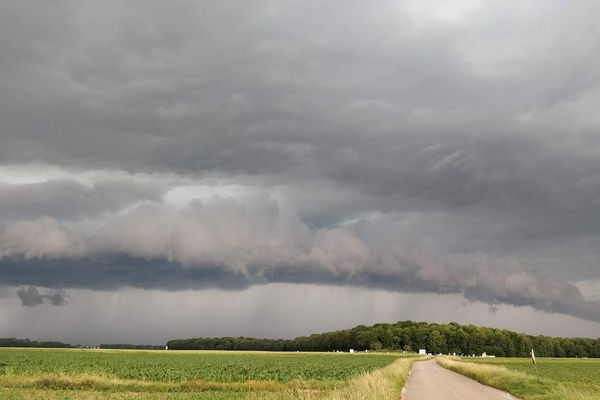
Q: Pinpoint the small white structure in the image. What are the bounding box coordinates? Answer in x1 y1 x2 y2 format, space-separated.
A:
165 345 168 351
418 349 427 355
349 349 355 353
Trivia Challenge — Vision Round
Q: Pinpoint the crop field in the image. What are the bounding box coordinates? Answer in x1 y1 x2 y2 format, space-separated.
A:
438 357 600 400
466 357 600 387
0 348 413 399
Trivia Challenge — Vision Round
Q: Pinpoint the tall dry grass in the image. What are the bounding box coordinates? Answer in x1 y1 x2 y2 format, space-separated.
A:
437 357 599 400
320 356 416 400
262 356 423 400
0 371 333 395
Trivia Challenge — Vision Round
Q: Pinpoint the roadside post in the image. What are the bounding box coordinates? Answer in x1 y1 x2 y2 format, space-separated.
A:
531 349 540 381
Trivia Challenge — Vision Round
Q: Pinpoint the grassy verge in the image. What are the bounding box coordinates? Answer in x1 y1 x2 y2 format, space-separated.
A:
437 357 600 400
0 372 338 394
271 356 424 400
320 356 419 400
0 388 259 399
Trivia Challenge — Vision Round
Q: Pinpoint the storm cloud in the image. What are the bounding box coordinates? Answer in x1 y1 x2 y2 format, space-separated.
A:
1 0 600 337
16 286 69 307
1 195 599 323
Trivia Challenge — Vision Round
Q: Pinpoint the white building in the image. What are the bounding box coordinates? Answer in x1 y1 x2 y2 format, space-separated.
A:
418 349 427 355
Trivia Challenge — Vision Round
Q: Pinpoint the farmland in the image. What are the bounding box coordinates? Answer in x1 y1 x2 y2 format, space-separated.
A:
437 357 600 400
466 356 600 386
0 348 416 399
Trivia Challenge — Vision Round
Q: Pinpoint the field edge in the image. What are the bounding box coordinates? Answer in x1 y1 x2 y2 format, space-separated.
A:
436 357 598 400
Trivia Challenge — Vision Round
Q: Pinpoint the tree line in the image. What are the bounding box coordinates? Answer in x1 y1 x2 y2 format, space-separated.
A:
167 320 600 357
0 339 164 350
99 344 164 350
0 338 72 348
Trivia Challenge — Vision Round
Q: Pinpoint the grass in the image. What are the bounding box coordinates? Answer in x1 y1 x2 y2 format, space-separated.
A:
0 348 419 399
269 356 422 400
318 355 419 400
464 357 600 386
0 348 397 382
0 389 242 399
437 357 600 400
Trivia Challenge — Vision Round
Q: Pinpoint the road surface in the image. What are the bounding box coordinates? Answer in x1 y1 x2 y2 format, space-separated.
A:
402 359 517 400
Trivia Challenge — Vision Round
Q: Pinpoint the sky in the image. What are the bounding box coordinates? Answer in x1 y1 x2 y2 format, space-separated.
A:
1 0 600 344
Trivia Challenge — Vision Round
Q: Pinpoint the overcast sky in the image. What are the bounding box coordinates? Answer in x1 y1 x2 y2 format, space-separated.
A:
1 0 600 344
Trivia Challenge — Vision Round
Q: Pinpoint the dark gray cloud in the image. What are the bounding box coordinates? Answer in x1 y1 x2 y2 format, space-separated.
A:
16 286 69 307
3 250 599 322
1 0 600 335
0 0 598 178
0 1 599 241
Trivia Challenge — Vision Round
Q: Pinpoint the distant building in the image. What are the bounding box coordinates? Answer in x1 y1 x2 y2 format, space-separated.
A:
419 349 427 355
349 349 355 353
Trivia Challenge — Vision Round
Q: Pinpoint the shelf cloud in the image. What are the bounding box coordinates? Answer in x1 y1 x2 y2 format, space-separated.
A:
1 195 598 323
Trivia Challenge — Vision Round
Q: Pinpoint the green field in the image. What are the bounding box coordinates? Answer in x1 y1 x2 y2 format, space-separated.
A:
0 348 412 399
467 357 600 387
438 357 600 400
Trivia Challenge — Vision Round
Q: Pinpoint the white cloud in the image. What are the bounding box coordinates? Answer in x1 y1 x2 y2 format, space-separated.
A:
0 217 85 259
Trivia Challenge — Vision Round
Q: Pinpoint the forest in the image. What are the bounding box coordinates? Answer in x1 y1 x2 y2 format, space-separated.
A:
0 338 72 348
167 320 600 357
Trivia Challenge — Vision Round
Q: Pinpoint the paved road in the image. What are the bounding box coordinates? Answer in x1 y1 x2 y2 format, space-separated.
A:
402 359 517 400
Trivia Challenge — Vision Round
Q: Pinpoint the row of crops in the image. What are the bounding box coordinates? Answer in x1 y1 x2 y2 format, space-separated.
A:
0 348 399 382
